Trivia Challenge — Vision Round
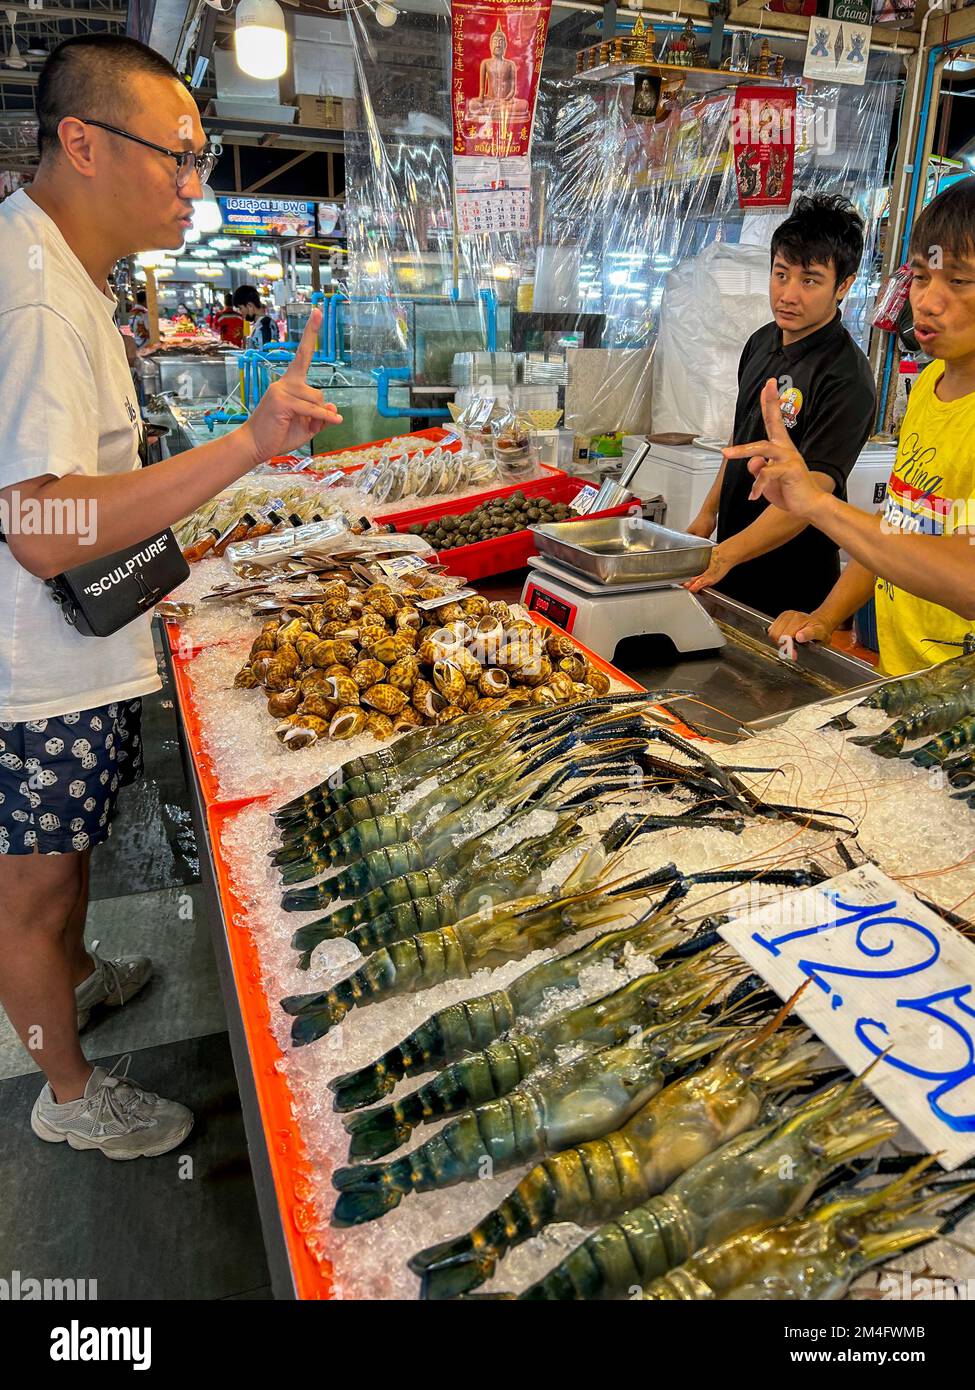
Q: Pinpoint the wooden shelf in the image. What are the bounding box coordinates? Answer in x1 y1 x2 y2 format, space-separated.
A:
576 61 785 92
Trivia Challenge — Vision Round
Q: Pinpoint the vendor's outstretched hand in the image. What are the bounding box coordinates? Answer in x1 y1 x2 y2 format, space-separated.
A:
684 541 735 594
768 608 836 646
239 309 343 465
722 378 823 520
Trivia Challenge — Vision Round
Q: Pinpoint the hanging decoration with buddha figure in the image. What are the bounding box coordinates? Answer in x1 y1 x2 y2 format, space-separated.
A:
450 0 553 234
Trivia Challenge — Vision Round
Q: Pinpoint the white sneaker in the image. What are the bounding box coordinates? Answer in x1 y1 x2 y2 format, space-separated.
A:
75 951 153 1030
31 1056 193 1160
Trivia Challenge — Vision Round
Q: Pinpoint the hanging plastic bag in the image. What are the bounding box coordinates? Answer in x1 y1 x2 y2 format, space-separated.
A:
872 264 914 333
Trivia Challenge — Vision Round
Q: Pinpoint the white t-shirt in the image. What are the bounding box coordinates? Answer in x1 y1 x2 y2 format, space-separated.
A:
0 189 160 721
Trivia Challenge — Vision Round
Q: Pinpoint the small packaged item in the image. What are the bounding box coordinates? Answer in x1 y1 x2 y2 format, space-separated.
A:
490 406 540 482
457 395 504 456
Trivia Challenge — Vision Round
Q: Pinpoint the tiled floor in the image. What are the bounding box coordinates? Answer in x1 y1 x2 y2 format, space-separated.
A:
0 638 272 1299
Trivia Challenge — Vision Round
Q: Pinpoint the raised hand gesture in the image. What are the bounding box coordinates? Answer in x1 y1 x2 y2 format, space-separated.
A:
240 309 342 464
722 378 823 519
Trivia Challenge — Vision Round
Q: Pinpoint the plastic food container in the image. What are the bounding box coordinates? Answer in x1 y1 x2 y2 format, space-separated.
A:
386 478 636 581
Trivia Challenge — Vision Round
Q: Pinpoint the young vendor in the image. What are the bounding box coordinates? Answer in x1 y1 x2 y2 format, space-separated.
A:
686 194 877 616
753 178 975 677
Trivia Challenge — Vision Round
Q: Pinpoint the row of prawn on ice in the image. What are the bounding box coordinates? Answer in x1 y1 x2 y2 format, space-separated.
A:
264 692 974 1298
233 575 611 750
313 871 974 1300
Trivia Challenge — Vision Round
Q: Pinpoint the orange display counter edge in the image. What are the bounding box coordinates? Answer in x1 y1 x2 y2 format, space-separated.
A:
205 796 335 1300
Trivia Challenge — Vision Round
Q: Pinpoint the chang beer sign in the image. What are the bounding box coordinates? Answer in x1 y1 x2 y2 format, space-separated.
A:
831 0 872 25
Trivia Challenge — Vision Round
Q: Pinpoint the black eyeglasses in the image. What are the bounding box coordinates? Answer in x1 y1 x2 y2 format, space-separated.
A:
79 118 217 189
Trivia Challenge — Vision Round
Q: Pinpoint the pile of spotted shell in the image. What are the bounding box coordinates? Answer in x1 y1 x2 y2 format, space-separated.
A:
233 577 611 750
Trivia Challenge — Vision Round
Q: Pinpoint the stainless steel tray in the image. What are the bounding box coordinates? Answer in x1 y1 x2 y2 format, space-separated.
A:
530 517 715 586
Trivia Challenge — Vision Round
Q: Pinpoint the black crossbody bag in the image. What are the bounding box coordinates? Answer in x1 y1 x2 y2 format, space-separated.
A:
0 428 189 638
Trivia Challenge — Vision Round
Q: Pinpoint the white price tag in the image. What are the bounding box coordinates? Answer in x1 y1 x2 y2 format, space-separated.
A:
570 484 600 515
357 465 382 495
720 864 975 1169
377 554 429 579
416 587 476 611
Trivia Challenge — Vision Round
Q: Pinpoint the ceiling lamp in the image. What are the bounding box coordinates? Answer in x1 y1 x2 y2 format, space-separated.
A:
136 250 166 269
375 3 397 26
235 0 288 81
209 237 237 250
259 258 283 279
197 265 223 278
191 247 213 258
191 186 223 235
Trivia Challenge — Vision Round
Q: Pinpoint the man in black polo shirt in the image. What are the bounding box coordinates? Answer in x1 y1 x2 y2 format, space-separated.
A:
685 194 876 617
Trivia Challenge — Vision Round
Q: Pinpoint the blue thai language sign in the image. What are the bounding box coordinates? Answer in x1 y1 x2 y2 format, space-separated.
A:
721 864 975 1169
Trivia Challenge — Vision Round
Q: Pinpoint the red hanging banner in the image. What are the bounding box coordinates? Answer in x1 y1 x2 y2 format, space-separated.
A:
732 85 797 208
451 0 553 161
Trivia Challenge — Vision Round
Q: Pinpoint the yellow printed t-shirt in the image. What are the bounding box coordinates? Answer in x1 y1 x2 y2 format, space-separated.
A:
875 361 975 677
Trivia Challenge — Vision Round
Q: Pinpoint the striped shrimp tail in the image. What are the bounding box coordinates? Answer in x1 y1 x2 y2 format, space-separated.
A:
331 1159 412 1226
344 1101 416 1161
409 1231 498 1301
290 915 353 970
280 980 356 1046
328 1014 449 1111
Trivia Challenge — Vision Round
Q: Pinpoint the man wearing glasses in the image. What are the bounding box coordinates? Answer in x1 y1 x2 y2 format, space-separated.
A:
0 36 341 1159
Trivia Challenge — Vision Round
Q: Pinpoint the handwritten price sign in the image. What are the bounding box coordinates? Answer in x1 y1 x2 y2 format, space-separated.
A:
720 864 975 1169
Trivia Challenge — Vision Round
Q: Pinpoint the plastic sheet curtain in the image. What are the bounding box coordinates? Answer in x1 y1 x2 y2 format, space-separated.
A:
343 7 900 433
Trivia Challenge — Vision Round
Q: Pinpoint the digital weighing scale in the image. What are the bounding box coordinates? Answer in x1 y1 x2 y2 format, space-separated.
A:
522 555 726 662
521 513 727 664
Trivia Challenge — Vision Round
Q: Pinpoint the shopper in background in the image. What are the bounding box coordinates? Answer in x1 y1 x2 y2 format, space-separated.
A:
128 287 150 350
233 284 278 348
0 34 340 1160
751 178 975 676
215 290 244 347
684 194 876 616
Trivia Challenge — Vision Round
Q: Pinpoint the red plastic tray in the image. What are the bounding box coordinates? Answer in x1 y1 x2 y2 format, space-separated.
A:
376 464 569 533
268 426 458 471
387 477 636 581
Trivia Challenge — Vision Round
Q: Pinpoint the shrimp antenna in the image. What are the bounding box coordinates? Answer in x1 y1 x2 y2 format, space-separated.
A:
734 980 809 1055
